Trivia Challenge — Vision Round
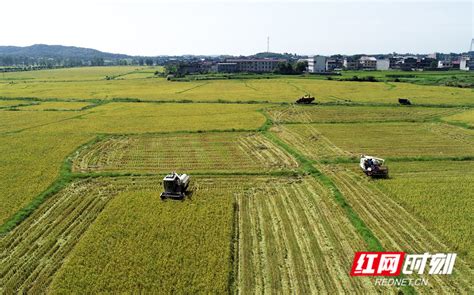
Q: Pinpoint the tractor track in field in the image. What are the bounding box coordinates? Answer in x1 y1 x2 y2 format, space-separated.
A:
235 177 389 294
321 165 473 293
271 124 350 160
0 177 160 293
72 132 299 174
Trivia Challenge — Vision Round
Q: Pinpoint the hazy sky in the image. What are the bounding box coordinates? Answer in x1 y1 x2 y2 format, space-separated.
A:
2 0 473 55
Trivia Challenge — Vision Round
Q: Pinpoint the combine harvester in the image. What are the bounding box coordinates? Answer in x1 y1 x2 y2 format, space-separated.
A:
296 94 315 104
160 172 190 200
360 155 389 178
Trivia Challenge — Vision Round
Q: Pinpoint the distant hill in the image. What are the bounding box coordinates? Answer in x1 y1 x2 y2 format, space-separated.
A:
0 44 131 60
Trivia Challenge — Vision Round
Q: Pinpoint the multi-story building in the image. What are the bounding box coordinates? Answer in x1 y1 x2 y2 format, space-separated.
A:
389 57 404 69
325 58 343 71
359 56 377 70
343 57 360 70
221 59 285 73
460 52 474 71
307 55 327 73
418 57 437 70
460 57 474 71
400 57 417 71
216 62 238 73
438 60 453 69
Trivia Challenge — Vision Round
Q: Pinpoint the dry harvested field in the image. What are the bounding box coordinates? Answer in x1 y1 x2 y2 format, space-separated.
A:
72 132 299 173
273 122 474 161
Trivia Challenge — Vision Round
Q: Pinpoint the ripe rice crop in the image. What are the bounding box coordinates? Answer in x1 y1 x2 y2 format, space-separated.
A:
442 109 474 128
371 161 474 263
319 164 472 293
0 103 265 224
0 110 82 133
274 122 474 161
0 131 93 224
0 176 160 293
72 132 299 173
46 102 266 134
267 105 461 123
1 72 473 105
17 101 93 111
0 100 36 109
0 66 156 81
48 176 249 293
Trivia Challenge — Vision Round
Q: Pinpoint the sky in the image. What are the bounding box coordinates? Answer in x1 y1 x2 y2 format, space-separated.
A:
1 0 473 56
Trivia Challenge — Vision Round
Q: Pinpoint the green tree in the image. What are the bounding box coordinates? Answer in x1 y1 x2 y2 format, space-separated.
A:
145 58 154 66
294 61 308 74
274 62 294 74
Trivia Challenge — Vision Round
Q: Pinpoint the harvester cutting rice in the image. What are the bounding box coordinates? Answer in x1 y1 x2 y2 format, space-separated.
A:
160 172 190 200
360 155 389 178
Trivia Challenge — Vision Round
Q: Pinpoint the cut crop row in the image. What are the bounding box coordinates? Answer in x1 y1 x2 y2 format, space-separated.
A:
72 132 299 174
235 176 390 294
0 176 160 293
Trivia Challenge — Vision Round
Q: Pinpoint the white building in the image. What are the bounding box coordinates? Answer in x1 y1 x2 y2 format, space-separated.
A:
438 60 453 69
376 59 390 71
359 56 377 70
460 56 474 71
307 55 327 73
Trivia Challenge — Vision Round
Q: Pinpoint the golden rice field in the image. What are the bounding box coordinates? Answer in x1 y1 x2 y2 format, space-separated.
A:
1 102 265 134
373 161 474 262
0 67 473 105
319 163 473 293
0 100 36 108
273 122 474 161
337 160 474 262
0 130 93 224
267 104 461 123
17 101 93 111
0 66 473 294
0 177 144 293
48 176 236 294
45 102 266 134
0 66 159 81
0 102 265 224
72 132 298 173
442 108 474 128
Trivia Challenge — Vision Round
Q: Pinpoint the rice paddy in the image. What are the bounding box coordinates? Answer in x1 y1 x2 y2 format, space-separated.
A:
0 66 472 293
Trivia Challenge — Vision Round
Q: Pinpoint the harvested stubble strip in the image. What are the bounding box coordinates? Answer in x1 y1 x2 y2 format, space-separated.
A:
235 176 390 294
320 165 473 293
72 132 299 173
